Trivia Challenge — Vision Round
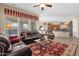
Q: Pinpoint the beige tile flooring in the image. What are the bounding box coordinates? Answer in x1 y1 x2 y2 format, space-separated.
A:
54 37 79 56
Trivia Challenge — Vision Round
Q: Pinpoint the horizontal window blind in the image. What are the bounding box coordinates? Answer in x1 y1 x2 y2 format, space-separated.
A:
4 8 38 20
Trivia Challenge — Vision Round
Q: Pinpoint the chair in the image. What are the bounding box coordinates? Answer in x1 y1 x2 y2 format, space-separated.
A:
46 29 55 39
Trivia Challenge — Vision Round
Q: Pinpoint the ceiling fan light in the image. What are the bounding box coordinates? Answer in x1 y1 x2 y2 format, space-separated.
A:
40 4 45 7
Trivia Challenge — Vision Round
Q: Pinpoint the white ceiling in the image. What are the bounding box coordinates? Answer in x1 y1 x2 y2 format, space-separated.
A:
3 3 79 22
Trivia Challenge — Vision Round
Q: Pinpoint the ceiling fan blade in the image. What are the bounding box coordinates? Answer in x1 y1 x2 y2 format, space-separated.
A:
45 4 52 7
33 5 40 7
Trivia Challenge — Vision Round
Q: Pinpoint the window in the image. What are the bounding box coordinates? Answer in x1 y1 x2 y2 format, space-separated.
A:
30 21 36 31
21 18 29 32
5 17 18 35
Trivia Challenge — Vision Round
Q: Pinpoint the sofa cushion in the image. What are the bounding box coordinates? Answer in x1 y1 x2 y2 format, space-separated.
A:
9 35 20 44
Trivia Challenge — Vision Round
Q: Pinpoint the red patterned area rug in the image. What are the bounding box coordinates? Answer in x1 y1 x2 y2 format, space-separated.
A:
29 40 77 56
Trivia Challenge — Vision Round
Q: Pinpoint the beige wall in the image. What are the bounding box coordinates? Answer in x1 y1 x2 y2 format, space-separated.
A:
0 4 5 33
73 16 79 38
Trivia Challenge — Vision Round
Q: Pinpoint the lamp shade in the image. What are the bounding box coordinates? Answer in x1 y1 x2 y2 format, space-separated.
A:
40 27 44 31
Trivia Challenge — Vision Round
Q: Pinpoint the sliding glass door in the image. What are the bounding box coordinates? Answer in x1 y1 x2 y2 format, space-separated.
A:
30 21 36 31
21 18 29 32
5 17 18 35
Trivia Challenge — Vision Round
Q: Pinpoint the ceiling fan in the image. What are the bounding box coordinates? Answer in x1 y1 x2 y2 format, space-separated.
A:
33 3 52 10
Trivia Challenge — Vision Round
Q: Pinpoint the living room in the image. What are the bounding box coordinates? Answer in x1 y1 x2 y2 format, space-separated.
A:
0 3 79 56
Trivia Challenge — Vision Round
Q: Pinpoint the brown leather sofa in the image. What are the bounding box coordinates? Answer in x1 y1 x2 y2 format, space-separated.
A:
9 35 20 44
21 31 41 44
0 34 32 56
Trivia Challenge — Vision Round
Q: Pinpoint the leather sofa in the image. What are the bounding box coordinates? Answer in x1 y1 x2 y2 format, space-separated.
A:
21 31 41 44
9 35 20 44
7 47 32 56
0 34 32 56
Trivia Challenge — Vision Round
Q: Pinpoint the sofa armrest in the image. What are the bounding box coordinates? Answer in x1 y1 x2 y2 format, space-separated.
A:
7 47 32 56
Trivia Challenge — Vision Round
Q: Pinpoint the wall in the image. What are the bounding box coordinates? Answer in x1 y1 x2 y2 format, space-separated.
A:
0 5 5 33
73 17 79 38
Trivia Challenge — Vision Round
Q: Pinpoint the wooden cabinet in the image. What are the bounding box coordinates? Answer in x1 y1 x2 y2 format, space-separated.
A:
48 23 60 30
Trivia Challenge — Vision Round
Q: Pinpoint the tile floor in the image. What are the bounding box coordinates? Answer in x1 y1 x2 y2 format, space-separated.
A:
54 37 79 56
